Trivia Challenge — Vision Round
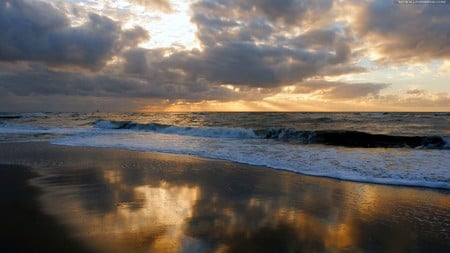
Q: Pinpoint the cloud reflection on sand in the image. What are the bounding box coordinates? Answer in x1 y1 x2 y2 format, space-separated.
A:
42 179 200 253
1 143 447 252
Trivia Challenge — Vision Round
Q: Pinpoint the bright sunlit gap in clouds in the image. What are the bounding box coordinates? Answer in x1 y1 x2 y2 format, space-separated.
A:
123 0 200 50
61 0 199 50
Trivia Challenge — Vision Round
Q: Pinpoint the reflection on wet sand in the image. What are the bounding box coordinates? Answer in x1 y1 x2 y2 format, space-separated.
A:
42 174 200 253
0 143 449 252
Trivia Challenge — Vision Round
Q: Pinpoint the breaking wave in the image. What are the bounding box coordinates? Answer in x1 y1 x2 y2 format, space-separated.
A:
94 120 448 149
94 120 257 139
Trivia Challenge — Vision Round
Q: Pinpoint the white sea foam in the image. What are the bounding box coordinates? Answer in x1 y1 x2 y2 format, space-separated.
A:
157 126 257 139
94 120 258 139
3 113 449 189
52 131 450 190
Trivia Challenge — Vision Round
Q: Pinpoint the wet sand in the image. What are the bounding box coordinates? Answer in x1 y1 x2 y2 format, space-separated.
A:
0 142 449 252
0 164 93 253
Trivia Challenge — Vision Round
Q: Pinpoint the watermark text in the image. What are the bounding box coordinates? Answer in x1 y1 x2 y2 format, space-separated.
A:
395 0 449 4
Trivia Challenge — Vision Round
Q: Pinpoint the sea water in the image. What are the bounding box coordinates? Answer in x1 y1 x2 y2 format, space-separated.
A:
0 112 449 189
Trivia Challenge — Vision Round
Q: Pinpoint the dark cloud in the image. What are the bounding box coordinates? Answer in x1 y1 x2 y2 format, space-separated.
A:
121 26 150 49
244 0 334 27
0 0 148 70
0 62 240 102
191 0 338 46
192 0 334 29
128 0 173 13
0 94 155 112
123 48 150 75
183 0 362 88
290 28 339 49
122 41 360 89
355 1 450 63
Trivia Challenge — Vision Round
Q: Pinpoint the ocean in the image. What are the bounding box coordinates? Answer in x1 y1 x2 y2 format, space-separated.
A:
0 112 449 189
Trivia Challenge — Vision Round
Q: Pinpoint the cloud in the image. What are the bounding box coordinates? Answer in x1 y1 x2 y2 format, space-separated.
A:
128 0 173 13
406 89 425 96
322 82 388 99
121 26 151 49
292 80 389 99
0 62 240 102
245 0 334 27
0 94 156 112
182 0 364 89
0 0 365 109
377 92 450 109
0 0 148 70
118 0 359 91
191 0 342 46
192 0 334 29
355 1 450 63
439 60 450 74
122 40 361 90
1 0 448 112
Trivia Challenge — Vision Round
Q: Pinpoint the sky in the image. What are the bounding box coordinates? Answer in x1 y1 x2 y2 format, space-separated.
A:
0 0 449 112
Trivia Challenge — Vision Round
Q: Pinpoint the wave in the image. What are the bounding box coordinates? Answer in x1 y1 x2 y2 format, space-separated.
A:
0 114 22 119
258 129 447 149
94 120 448 149
94 120 257 139
52 132 450 190
0 112 53 119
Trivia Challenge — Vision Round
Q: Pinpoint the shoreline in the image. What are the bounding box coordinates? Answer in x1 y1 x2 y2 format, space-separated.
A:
0 142 449 252
4 140 450 191
51 141 450 191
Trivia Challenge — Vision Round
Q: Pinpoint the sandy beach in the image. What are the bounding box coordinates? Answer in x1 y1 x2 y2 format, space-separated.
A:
0 142 449 252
